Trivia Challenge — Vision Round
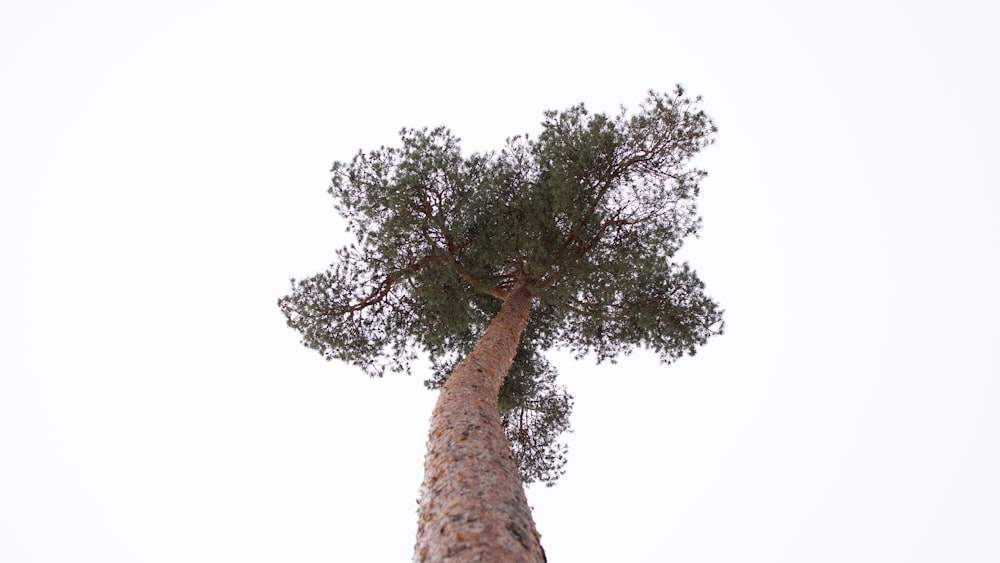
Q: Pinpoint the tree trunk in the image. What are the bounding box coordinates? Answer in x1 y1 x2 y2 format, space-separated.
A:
413 284 546 562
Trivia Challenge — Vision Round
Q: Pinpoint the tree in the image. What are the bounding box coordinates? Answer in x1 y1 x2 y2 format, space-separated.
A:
279 87 724 562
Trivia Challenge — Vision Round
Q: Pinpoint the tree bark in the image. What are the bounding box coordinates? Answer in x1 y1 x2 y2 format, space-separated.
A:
413 284 546 562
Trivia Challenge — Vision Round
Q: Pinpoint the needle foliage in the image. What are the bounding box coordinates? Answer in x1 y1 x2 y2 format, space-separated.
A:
279 87 724 484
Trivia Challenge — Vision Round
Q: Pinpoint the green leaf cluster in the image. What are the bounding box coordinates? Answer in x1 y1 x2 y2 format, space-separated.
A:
424 347 572 486
279 87 724 484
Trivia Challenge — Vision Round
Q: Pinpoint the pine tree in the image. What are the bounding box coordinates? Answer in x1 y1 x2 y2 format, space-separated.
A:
279 87 723 562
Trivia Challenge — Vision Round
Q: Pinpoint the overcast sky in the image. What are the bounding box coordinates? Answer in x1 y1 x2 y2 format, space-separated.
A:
3 1 998 561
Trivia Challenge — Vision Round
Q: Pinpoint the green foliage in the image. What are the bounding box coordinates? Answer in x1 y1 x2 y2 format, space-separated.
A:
497 351 573 487
279 87 724 484
425 347 573 486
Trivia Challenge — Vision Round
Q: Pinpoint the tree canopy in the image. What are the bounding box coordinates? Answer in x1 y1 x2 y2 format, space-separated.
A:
279 87 724 484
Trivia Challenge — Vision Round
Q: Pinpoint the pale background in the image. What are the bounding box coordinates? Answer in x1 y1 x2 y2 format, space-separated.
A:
2 1 998 561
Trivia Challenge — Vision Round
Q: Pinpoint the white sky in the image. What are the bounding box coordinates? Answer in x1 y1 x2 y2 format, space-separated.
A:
2 1 998 561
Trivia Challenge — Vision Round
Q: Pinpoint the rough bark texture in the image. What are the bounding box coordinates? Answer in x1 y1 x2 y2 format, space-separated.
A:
413 284 546 562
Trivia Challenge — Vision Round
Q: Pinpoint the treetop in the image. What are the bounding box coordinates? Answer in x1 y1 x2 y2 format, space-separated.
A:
279 86 723 378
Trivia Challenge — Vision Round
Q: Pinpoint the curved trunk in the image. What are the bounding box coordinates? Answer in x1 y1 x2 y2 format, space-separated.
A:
413 284 546 562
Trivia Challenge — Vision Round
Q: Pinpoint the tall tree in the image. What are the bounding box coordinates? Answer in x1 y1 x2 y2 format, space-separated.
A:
279 87 724 562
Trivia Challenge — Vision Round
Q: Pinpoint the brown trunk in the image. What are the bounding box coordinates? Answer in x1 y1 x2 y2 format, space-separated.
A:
413 284 546 562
